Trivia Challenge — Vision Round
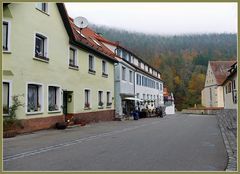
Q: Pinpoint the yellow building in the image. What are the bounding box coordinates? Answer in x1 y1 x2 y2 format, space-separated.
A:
2 3 117 133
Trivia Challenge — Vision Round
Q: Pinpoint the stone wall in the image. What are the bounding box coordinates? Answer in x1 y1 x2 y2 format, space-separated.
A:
214 109 237 171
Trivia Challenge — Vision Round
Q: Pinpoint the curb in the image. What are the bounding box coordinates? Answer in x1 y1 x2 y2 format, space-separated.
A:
218 122 237 171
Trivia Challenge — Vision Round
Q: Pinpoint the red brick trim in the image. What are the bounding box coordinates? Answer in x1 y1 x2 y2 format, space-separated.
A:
5 110 115 135
18 115 65 133
66 109 115 124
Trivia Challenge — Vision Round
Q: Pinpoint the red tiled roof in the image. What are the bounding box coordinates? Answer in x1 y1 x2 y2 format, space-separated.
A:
221 61 237 85
69 18 117 61
210 60 236 85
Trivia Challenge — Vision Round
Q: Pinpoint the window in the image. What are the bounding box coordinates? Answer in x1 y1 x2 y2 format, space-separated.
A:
48 86 60 112
227 82 232 93
36 3 48 13
98 91 103 107
233 80 236 89
27 83 43 113
136 74 141 85
88 55 95 73
129 70 133 83
35 34 48 61
107 92 112 106
116 48 122 57
102 60 108 76
69 47 78 68
122 51 128 61
156 82 159 90
84 89 90 108
3 21 9 51
138 60 141 67
160 84 163 91
143 94 145 100
2 82 10 115
122 66 126 81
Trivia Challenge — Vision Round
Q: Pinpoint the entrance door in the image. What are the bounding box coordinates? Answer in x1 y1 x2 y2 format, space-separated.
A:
63 91 68 115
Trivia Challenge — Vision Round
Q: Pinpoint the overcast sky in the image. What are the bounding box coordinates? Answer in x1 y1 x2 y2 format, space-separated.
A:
65 2 237 35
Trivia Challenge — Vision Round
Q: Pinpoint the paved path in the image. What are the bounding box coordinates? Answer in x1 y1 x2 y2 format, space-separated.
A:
3 114 227 171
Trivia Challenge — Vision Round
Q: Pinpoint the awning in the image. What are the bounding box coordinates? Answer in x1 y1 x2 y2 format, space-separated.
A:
124 97 143 102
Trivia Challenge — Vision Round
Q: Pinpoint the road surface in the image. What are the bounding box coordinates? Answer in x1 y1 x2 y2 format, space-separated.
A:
3 114 227 171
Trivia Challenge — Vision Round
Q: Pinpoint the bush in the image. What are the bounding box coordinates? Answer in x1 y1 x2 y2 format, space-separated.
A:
3 95 24 132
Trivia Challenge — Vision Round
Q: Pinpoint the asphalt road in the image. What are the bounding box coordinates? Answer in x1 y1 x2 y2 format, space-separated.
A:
3 114 227 171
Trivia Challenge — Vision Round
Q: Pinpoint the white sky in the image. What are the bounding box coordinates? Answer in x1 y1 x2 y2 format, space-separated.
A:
65 2 237 35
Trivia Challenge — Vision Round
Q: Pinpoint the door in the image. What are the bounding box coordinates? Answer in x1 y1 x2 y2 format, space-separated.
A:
63 91 68 115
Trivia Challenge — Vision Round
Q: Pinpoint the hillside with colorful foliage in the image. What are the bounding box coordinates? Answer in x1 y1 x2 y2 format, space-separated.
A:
91 24 237 110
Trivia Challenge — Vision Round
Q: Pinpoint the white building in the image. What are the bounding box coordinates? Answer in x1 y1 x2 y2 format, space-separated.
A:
93 35 163 119
201 61 236 108
222 62 237 109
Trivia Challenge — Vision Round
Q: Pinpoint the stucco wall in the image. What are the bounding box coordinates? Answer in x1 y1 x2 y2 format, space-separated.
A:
201 86 223 107
3 3 115 121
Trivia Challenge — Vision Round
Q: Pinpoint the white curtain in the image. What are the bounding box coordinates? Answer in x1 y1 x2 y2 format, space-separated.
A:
28 85 38 111
49 87 56 108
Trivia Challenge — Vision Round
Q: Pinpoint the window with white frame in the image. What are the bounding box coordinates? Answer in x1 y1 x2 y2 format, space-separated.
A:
36 3 48 13
160 83 163 91
2 82 10 115
102 60 108 75
69 47 78 68
2 21 10 51
107 92 112 106
122 66 126 81
129 70 133 83
84 89 90 108
89 55 95 73
98 91 103 107
48 86 60 112
27 83 43 113
35 33 48 60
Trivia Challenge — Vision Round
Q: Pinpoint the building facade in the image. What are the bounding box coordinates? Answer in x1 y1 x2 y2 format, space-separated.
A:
2 3 117 133
94 35 164 119
222 62 237 109
201 60 236 108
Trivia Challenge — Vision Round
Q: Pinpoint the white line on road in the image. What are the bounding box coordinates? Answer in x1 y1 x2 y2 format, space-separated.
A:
4 120 162 162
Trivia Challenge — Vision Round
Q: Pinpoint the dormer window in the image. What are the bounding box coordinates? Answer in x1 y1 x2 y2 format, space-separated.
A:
138 60 141 67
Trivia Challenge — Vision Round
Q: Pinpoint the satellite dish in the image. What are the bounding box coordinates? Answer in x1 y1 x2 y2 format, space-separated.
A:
74 16 88 29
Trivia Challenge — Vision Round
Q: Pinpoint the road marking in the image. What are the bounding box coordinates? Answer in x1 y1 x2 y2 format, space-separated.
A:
4 120 162 162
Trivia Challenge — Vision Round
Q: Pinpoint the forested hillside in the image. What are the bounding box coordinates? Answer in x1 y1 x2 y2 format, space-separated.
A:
90 24 237 110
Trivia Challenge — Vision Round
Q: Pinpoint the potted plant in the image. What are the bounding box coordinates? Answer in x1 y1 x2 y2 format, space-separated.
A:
98 101 104 108
48 104 54 111
107 102 112 107
28 102 35 112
